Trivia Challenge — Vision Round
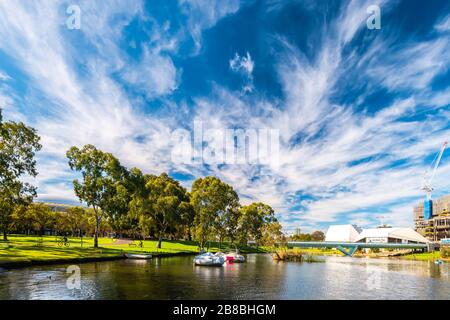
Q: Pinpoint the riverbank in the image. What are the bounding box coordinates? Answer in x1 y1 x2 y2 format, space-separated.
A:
2 253 449 299
283 246 450 263
399 251 450 262
0 235 266 269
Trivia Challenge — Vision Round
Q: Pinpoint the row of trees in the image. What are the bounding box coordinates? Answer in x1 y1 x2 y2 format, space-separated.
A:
289 230 325 242
10 203 111 238
0 109 284 248
0 109 41 240
66 144 284 248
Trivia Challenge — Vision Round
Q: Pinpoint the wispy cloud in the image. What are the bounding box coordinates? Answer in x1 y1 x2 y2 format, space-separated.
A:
229 52 254 93
179 0 240 53
0 0 448 234
0 70 10 81
121 45 179 98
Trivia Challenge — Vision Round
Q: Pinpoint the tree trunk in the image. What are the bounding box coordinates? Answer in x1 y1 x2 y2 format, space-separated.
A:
156 235 162 249
94 220 99 248
200 237 205 250
3 231 7 241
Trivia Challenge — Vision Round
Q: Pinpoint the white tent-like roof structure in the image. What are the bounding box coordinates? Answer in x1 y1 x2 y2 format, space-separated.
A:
325 225 361 242
355 227 429 244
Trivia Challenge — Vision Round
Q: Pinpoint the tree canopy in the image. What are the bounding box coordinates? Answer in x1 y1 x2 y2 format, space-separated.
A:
130 173 192 248
0 109 41 240
190 176 240 249
66 144 126 247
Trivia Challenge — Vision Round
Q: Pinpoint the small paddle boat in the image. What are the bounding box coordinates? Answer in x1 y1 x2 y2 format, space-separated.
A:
125 253 152 259
193 252 225 266
225 251 245 263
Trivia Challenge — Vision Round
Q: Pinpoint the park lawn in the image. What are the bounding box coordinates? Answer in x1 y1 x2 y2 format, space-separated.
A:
399 251 450 262
0 235 265 266
99 239 266 254
0 235 122 266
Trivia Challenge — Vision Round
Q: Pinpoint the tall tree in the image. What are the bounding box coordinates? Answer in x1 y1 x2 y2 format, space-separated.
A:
310 230 325 241
66 144 125 248
0 182 36 239
237 202 276 246
66 206 89 237
178 198 195 241
190 177 240 250
260 220 285 247
131 173 190 248
11 204 33 235
25 203 55 236
0 109 41 240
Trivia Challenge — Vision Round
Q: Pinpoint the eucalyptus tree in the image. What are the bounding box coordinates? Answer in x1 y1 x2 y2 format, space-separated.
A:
190 176 240 250
65 206 89 237
260 220 285 247
130 173 191 248
24 203 55 236
0 109 42 240
66 144 128 247
237 202 277 246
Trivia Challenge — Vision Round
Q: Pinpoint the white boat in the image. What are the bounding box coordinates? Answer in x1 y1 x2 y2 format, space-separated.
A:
225 252 245 263
193 252 225 266
125 253 152 259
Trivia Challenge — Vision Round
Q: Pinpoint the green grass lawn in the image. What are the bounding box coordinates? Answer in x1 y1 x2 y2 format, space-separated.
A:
399 251 449 262
0 235 264 266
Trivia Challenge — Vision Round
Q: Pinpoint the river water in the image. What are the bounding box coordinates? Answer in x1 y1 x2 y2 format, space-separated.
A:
0 254 449 299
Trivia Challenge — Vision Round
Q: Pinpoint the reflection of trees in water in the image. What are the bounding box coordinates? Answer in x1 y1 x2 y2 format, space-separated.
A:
104 254 289 299
1 256 449 299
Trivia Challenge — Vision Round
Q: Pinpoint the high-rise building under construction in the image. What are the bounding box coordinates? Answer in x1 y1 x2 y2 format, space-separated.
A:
414 195 450 242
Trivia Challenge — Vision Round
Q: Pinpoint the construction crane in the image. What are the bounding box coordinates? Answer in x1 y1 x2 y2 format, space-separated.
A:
422 141 447 201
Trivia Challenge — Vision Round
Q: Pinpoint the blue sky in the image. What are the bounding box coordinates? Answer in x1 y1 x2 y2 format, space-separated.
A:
0 0 449 233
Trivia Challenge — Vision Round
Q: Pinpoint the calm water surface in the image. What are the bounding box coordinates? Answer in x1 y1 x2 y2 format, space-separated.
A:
0 254 449 299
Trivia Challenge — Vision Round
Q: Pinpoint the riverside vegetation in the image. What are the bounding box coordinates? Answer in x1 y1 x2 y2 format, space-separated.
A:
0 109 283 266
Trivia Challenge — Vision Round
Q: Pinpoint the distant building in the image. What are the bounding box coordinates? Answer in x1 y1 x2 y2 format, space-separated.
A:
325 225 361 242
355 227 429 244
414 195 450 242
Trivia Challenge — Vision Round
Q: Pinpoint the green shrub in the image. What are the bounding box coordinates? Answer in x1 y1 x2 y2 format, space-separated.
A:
440 246 450 258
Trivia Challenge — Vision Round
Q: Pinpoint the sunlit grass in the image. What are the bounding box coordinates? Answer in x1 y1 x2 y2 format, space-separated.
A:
400 251 449 262
0 235 264 265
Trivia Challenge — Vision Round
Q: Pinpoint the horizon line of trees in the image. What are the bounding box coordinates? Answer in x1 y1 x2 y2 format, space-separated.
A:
289 230 325 242
0 109 285 249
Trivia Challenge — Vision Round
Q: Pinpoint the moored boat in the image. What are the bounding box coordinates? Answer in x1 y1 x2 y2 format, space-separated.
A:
125 253 152 259
193 252 225 266
225 251 245 263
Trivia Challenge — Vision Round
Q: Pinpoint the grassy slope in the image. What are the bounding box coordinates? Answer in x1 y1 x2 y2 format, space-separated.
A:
399 251 450 262
0 235 264 266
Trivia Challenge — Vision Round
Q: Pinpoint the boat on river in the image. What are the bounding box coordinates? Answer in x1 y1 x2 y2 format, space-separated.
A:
225 251 245 263
193 252 225 266
125 253 152 259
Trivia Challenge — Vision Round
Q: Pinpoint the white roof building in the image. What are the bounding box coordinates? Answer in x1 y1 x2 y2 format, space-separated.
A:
355 227 429 244
325 225 361 242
